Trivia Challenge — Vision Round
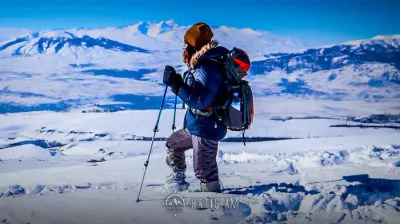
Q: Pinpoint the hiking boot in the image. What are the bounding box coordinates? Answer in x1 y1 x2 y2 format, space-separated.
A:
164 170 190 191
200 181 221 193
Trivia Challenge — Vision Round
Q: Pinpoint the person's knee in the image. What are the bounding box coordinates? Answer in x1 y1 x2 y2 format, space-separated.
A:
166 134 185 150
166 129 192 151
166 137 178 150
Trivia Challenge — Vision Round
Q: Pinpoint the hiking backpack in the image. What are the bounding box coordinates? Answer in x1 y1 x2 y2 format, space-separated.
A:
210 48 255 145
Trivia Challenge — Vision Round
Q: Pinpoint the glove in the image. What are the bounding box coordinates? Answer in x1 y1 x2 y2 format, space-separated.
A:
163 65 183 94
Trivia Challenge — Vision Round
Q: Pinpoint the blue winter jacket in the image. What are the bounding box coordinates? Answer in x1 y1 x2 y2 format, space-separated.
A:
177 43 228 141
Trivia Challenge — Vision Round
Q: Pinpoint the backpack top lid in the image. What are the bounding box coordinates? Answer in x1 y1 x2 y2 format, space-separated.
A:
231 48 251 74
223 48 251 84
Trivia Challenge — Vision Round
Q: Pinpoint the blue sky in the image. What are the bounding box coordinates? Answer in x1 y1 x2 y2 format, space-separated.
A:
0 0 399 45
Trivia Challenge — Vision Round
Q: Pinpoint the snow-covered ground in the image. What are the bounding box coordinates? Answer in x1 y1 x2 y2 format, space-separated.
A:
1 110 399 224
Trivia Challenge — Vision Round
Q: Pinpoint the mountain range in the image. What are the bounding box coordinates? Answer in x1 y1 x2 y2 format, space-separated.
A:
0 21 399 113
0 20 311 58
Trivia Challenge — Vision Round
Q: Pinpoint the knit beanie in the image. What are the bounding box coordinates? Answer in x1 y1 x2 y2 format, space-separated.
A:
184 22 214 49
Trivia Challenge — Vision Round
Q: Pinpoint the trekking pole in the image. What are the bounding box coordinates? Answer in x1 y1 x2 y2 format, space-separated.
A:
172 95 177 132
136 85 168 203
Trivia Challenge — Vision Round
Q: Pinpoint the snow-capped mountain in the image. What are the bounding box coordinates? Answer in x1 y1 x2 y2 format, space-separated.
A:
341 35 400 48
0 28 31 43
251 35 400 75
132 20 178 37
247 35 400 101
0 21 399 113
0 31 150 56
0 20 312 58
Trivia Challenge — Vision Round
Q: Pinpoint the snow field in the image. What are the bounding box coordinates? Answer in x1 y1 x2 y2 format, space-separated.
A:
0 110 399 223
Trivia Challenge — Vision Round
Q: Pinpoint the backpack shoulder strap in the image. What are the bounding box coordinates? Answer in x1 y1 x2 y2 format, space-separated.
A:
208 58 223 64
194 57 223 69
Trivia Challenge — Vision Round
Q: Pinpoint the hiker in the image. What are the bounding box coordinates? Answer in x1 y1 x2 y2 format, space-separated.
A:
162 22 228 192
